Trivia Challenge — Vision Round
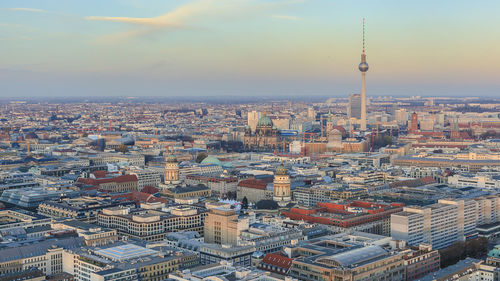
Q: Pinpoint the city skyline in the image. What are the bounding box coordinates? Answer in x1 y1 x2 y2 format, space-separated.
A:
1 0 499 98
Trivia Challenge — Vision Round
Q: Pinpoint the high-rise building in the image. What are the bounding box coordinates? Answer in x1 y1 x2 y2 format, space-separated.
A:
348 93 362 119
451 116 460 139
391 195 500 249
204 208 248 246
247 110 261 131
307 107 316 121
409 112 419 134
395 108 408 126
359 19 369 131
273 164 291 207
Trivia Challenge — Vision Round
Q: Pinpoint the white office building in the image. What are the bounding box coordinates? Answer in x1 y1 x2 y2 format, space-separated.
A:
391 195 500 249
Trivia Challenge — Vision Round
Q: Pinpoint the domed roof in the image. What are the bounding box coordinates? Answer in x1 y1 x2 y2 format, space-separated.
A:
166 154 177 163
257 115 273 127
329 129 342 135
201 155 222 166
275 164 289 176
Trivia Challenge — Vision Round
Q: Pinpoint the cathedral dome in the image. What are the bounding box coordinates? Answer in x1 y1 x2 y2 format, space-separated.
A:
201 155 222 166
257 115 273 127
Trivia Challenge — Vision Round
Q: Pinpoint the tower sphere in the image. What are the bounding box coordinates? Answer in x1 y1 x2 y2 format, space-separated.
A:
359 62 369 72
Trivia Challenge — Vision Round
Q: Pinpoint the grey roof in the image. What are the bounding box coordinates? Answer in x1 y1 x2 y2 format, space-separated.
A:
0 237 84 262
318 245 388 268
419 258 481 281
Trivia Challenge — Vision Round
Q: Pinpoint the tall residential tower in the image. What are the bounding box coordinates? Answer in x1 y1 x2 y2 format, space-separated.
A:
359 18 369 131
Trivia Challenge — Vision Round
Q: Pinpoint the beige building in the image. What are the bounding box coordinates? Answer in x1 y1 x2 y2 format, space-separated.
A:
236 179 272 203
164 155 180 184
273 165 291 207
98 204 208 241
51 220 118 246
286 235 406 281
0 237 83 277
204 208 249 246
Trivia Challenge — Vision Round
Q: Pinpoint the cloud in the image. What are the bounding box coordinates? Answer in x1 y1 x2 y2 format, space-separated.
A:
84 0 215 28
7 8 46 13
85 0 303 41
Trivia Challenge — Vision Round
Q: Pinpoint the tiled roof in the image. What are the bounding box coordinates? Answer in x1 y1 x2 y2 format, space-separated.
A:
238 179 267 190
260 253 293 270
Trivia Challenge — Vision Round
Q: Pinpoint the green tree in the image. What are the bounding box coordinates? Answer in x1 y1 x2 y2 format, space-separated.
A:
195 152 208 163
242 197 249 209
115 144 129 153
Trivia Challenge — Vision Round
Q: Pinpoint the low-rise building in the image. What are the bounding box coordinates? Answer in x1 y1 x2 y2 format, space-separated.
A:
64 242 197 281
286 233 406 281
236 179 272 203
199 243 254 267
0 187 79 209
0 237 84 276
97 203 208 241
403 244 440 281
51 220 118 246
77 174 138 193
38 196 135 223
283 200 404 236
185 173 238 197
161 185 211 199
0 209 52 232
126 169 162 190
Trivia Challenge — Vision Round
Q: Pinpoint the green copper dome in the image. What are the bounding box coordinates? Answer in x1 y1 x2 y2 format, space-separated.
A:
257 115 273 127
200 155 222 166
166 155 178 163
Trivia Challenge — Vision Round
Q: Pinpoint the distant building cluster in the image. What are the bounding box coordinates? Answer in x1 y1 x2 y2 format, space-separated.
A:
0 33 500 280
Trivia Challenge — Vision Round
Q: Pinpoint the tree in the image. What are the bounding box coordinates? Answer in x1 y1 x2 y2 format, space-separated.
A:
115 144 129 153
195 152 208 163
242 197 249 209
439 237 490 268
255 200 279 210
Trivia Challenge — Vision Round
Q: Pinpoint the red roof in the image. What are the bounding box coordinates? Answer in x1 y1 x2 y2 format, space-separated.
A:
141 185 159 194
78 174 138 186
238 179 267 190
111 191 167 204
259 253 293 274
92 170 108 178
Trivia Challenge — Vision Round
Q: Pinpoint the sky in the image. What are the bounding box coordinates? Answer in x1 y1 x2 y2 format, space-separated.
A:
0 0 499 98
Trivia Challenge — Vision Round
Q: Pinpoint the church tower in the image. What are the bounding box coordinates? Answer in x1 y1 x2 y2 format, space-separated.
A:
273 164 291 207
164 154 180 184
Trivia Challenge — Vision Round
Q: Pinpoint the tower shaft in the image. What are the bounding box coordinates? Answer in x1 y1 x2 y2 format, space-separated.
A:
361 72 367 131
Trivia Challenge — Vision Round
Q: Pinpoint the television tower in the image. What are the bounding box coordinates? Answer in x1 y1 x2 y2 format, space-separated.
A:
359 18 369 131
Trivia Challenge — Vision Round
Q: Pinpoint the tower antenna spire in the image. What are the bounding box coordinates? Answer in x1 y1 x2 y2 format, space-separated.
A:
362 18 365 54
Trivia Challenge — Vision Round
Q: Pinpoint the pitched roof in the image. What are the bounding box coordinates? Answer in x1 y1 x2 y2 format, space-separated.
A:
141 185 159 194
238 179 267 190
259 253 293 273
